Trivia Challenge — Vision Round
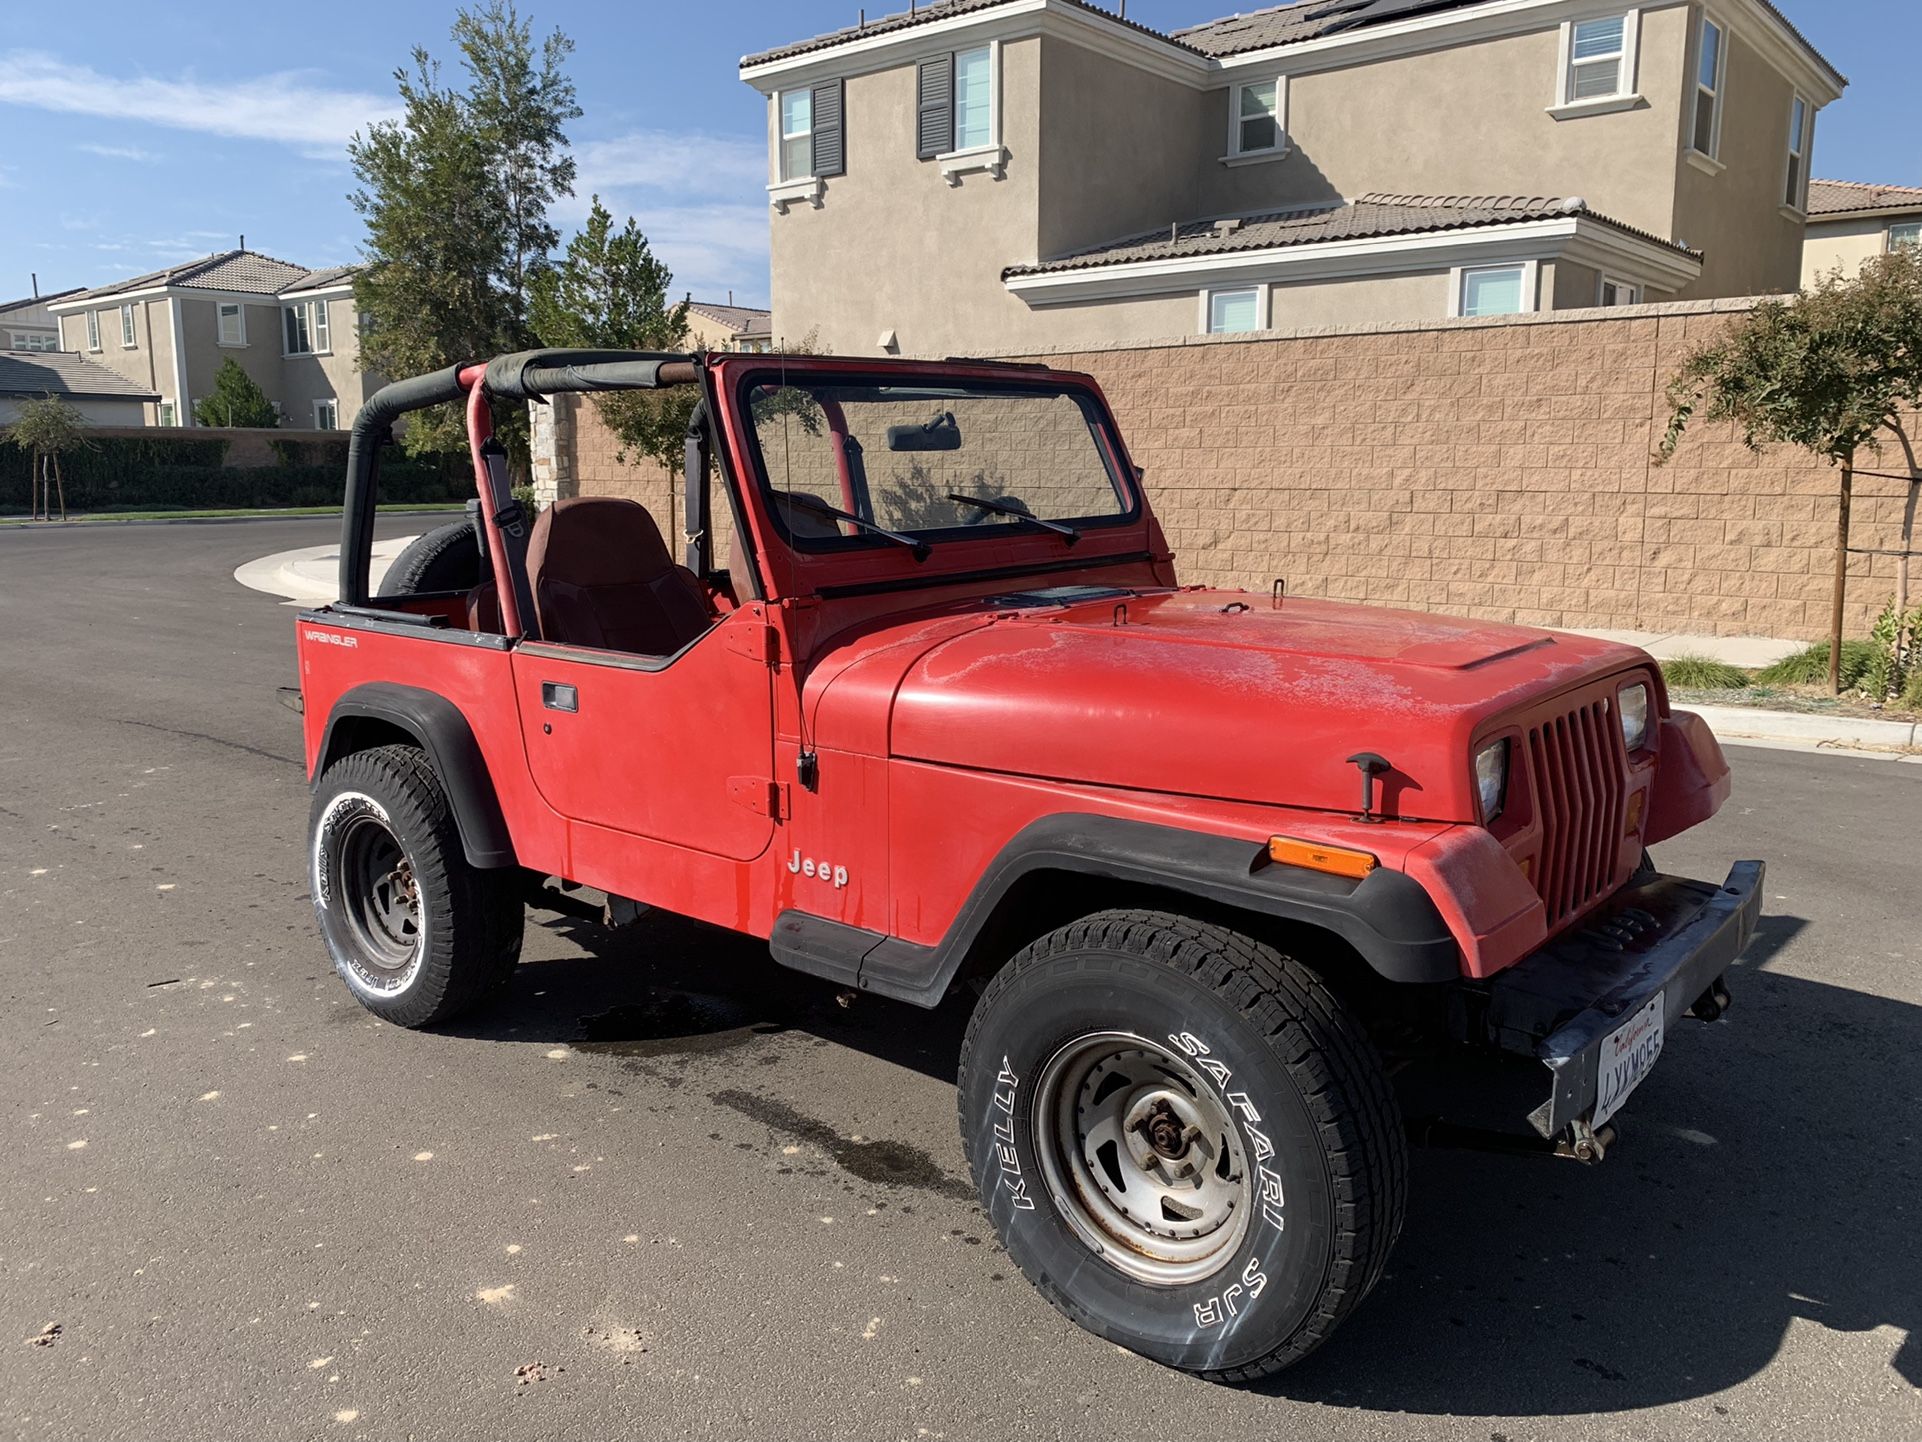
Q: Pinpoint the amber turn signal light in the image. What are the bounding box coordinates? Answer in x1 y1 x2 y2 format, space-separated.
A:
1267 836 1379 879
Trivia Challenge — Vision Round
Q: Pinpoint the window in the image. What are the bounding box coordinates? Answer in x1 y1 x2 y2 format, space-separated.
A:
1781 95 1811 210
119 303 136 347
1891 223 1922 252
778 89 812 181
954 46 992 150
1231 78 1284 156
11 331 59 352
313 398 340 430
1691 15 1725 158
217 302 246 346
158 401 176 427
1205 287 1262 334
284 299 331 355
1598 277 1641 306
1458 265 1529 318
85 310 100 351
916 46 997 159
1565 15 1631 102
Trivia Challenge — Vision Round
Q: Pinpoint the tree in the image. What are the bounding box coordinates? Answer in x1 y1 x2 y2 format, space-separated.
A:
349 1 580 462
1659 248 1922 693
530 195 691 473
194 357 280 428
4 394 89 521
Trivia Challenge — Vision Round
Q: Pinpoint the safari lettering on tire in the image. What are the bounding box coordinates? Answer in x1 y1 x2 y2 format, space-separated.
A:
958 908 1406 1381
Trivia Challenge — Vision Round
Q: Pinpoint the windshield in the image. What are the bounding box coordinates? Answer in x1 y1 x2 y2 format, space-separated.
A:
741 377 1133 548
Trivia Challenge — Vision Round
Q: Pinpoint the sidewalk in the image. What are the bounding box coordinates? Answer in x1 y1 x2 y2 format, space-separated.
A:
233 535 415 606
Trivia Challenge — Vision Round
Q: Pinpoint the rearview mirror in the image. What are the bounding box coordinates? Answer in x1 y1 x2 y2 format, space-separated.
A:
887 411 962 452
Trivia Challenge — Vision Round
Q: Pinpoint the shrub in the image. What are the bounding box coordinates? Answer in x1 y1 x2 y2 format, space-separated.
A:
1756 639 1881 689
1660 654 1750 690
0 430 465 513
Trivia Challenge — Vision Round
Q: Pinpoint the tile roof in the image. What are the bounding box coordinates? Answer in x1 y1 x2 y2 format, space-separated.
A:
0 288 84 318
743 0 1198 68
0 351 160 400
280 264 361 295
66 250 360 303
687 300 773 334
743 0 1841 82
1806 178 1922 219
1005 193 1697 277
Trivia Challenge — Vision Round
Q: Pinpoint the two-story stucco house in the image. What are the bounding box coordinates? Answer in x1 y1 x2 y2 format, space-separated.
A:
48 250 374 428
2 286 83 353
741 0 1844 356
1801 178 1922 286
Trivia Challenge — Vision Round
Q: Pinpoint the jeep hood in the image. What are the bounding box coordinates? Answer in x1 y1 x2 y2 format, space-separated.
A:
881 589 1647 823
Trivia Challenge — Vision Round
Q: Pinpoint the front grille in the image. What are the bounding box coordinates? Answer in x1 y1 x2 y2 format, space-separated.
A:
1526 697 1629 929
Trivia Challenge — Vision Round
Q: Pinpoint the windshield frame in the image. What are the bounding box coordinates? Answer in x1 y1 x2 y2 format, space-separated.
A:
730 368 1143 558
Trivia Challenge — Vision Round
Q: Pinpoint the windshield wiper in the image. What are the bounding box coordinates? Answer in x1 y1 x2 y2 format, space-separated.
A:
947 493 1080 543
784 491 930 561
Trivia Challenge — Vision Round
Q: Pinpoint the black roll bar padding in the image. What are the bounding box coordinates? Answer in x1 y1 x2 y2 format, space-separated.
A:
684 398 710 577
339 362 470 606
481 349 699 401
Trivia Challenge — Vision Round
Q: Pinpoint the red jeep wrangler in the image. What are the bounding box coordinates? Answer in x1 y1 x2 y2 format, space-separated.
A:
298 349 1760 1380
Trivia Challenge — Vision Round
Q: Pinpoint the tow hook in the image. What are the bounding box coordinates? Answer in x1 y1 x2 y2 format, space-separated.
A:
1690 976 1733 1022
1558 1120 1615 1164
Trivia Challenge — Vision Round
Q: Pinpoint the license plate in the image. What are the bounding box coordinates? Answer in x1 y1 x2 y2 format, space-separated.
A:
1592 992 1665 1128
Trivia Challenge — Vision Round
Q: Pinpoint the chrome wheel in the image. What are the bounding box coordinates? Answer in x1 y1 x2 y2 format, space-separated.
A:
337 812 421 977
1032 1031 1251 1286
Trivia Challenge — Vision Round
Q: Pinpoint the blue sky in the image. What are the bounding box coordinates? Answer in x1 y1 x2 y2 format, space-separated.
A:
1 0 1915 309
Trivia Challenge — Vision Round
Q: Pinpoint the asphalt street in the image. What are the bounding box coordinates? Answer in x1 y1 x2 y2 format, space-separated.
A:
1 516 1918 1441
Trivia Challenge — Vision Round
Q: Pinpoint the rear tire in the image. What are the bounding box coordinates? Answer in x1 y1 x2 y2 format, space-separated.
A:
384 521 482 596
309 744 522 1027
957 909 1406 1381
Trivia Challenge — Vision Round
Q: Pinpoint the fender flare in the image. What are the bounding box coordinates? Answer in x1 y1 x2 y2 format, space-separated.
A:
770 813 1461 1008
313 682 517 869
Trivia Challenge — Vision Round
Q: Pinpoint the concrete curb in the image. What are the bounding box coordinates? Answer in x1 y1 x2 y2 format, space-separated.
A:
1693 702 1920 756
234 536 415 605
1 508 459 532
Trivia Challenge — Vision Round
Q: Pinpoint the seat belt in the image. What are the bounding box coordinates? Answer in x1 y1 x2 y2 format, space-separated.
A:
479 437 541 642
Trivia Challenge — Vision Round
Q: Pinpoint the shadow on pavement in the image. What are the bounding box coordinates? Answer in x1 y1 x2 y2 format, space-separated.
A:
442 904 1917 1416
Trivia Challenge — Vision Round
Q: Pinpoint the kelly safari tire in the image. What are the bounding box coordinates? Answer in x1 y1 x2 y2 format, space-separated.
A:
957 910 1406 1381
384 521 483 596
309 744 522 1028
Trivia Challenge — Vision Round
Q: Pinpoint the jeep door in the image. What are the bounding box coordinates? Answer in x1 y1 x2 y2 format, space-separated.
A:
509 613 776 862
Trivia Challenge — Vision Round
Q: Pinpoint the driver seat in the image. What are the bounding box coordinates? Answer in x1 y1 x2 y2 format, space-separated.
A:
525 496 713 655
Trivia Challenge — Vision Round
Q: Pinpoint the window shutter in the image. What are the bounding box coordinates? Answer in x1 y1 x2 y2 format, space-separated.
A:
916 55 953 160
811 79 845 178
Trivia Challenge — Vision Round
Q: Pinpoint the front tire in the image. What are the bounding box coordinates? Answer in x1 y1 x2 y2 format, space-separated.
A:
309 744 522 1027
957 910 1406 1381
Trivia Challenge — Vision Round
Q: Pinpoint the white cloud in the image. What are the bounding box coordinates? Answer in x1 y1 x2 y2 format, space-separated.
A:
76 143 161 162
568 131 770 305
572 131 766 204
0 50 397 152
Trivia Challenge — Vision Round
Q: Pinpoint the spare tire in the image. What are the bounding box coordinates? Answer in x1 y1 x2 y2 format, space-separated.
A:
384 521 483 595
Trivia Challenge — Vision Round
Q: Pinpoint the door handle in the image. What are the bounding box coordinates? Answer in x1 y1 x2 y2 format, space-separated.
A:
541 682 578 713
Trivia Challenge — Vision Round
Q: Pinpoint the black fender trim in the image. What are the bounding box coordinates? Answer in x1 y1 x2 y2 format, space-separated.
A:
313 682 516 869
770 814 1460 1009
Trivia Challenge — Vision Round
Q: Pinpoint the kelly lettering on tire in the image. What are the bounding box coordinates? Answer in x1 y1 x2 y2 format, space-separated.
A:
991 1056 1035 1211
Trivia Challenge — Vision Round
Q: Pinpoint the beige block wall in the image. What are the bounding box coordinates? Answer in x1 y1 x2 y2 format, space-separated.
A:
1801 215 1917 287
1667 12 1808 299
551 301 1910 642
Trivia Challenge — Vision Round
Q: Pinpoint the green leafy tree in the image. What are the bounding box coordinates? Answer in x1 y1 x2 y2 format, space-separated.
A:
349 1 580 462
530 195 691 471
1659 248 1922 692
194 357 280 428
4 393 89 520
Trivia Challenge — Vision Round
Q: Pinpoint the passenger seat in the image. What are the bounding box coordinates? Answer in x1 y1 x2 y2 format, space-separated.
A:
524 496 714 655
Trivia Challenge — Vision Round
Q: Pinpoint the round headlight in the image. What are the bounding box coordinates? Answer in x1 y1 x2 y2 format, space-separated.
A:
1619 683 1651 752
1474 738 1509 823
